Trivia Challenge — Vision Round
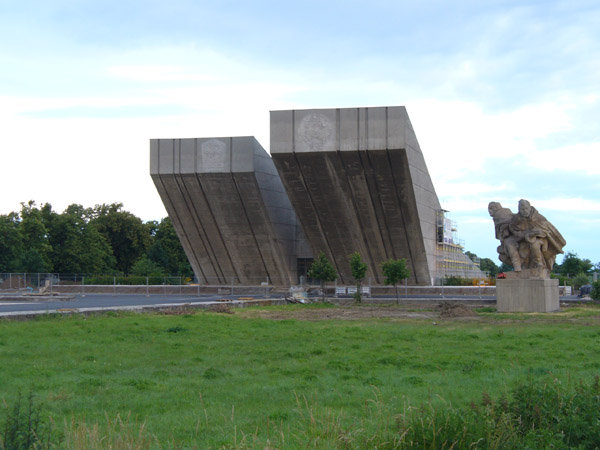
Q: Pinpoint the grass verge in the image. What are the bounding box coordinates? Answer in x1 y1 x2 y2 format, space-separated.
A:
0 303 599 448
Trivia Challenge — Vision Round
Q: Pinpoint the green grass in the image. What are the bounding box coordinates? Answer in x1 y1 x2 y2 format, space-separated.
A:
1 304 600 448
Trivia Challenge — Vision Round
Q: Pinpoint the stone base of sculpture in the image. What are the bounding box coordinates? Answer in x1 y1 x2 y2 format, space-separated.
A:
496 278 559 313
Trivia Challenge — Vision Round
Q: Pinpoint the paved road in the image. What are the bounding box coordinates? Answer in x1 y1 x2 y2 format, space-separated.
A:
0 293 584 318
0 294 250 317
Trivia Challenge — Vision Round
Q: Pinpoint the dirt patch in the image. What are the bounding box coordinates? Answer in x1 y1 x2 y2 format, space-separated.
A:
208 304 234 314
436 301 478 318
239 305 438 321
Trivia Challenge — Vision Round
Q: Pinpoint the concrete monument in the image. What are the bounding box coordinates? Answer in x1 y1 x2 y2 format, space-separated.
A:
490 199 566 312
150 136 310 285
271 106 442 285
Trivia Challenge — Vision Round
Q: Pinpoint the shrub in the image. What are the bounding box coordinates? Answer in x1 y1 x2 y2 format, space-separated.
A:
591 280 600 301
442 275 473 286
397 376 600 449
572 272 591 290
0 392 55 449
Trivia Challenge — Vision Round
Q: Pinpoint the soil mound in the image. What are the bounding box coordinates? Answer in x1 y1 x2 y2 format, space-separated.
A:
437 301 478 318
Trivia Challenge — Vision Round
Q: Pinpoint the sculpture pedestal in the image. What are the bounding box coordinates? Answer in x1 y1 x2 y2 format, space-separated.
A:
496 278 559 312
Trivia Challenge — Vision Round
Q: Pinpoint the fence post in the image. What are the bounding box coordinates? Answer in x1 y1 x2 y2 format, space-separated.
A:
50 275 53 294
335 279 338 298
231 277 234 296
405 279 408 298
37 273 40 292
82 276 85 297
8 273 11 289
179 277 182 295
113 276 116 296
265 277 269 299
441 276 445 299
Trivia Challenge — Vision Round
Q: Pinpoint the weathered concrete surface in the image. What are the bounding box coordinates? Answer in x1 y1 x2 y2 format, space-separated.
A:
270 107 441 285
496 278 559 312
151 136 305 285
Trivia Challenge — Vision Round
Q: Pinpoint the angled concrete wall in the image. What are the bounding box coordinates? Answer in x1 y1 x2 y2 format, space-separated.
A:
150 136 303 285
270 107 441 285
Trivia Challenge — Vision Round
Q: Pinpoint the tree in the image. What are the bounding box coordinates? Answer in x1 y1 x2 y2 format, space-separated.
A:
43 204 116 274
479 258 499 277
307 252 337 301
557 252 593 276
91 203 151 274
349 252 367 303
381 258 411 304
465 251 477 261
19 201 52 272
572 273 591 291
131 257 165 277
0 213 23 272
150 218 192 276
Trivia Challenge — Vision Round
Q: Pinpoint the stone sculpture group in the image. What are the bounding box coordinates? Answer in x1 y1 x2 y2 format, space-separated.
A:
489 199 566 278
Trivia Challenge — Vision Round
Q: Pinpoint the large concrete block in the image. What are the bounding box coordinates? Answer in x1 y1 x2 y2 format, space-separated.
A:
150 136 308 285
496 278 560 312
270 106 441 285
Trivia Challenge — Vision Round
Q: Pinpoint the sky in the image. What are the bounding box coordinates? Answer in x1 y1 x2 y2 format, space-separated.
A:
1 0 598 264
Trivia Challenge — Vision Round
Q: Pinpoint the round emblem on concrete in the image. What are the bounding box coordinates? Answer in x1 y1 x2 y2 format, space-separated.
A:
298 112 334 151
200 139 227 172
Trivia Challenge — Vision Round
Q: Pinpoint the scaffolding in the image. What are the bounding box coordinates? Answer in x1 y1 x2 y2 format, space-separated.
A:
434 210 486 283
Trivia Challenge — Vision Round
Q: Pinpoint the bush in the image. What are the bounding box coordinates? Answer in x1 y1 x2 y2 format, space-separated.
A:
442 276 473 286
397 376 600 449
591 280 600 301
572 272 591 290
84 275 182 285
0 392 55 449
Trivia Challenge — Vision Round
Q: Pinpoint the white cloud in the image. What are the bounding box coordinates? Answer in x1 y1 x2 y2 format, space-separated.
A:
535 197 600 212
409 99 573 174
524 142 600 175
107 65 220 83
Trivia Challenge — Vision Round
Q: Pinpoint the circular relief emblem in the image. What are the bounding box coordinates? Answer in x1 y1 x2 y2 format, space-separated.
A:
298 112 334 151
200 139 227 172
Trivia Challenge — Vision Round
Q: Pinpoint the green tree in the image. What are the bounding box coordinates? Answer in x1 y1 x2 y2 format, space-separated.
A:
307 252 337 301
558 252 593 276
591 281 600 300
0 213 23 272
465 251 477 261
479 258 499 277
349 252 367 303
381 258 410 304
131 257 165 277
572 273 591 291
19 201 52 272
91 203 151 274
45 204 116 274
150 217 192 276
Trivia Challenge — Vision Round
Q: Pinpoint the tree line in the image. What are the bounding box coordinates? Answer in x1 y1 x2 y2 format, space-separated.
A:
308 251 410 302
0 201 192 277
465 250 599 279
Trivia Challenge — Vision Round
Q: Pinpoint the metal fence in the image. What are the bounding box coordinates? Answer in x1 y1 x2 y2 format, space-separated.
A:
0 273 276 296
0 272 585 298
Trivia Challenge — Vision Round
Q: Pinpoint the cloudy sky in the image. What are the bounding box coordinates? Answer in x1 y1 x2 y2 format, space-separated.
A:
1 0 598 264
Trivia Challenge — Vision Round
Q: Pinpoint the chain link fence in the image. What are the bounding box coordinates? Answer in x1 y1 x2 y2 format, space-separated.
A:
0 272 587 297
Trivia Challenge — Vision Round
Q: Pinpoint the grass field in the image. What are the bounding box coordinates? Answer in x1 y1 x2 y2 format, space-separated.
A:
1 302 599 448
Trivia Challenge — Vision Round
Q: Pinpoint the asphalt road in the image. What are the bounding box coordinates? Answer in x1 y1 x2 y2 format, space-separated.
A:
0 294 243 317
0 292 584 318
